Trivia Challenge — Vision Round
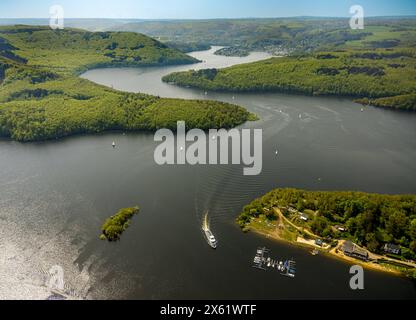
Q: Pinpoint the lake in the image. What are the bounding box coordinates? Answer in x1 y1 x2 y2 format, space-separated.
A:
1 47 415 299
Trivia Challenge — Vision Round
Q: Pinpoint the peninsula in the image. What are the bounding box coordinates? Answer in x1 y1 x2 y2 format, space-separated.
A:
162 21 416 111
237 188 416 279
0 26 254 142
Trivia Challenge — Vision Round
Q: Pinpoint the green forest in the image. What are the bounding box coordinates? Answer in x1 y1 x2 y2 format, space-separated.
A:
100 206 140 241
0 25 199 73
0 26 253 142
5 17 416 56
163 48 416 111
238 188 416 261
114 17 416 55
160 18 416 110
165 41 211 53
214 47 250 57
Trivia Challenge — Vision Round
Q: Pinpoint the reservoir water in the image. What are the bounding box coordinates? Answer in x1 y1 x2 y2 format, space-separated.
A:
1 47 415 299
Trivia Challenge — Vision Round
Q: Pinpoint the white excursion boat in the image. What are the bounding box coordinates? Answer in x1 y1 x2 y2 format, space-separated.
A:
203 212 218 249
204 229 218 249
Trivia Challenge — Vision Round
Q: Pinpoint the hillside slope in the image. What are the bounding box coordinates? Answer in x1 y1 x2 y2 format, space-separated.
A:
0 26 253 142
115 17 416 55
163 49 416 111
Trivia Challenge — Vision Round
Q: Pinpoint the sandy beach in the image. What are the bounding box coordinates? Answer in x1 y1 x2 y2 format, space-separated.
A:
245 208 415 278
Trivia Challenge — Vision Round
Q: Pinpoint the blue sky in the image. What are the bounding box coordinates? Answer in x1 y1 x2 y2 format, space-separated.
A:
0 0 415 19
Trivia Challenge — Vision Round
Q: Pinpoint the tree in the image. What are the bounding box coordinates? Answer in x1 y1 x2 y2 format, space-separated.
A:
385 210 408 239
409 219 416 240
410 241 416 253
365 233 380 252
311 216 329 236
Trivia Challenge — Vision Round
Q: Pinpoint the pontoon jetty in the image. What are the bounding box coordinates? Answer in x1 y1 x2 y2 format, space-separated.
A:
252 247 296 278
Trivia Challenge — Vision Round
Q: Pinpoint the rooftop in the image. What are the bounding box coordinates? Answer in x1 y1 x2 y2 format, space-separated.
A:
342 241 368 257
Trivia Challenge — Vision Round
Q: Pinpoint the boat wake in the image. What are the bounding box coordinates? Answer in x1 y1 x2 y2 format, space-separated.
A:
202 212 209 232
202 212 218 249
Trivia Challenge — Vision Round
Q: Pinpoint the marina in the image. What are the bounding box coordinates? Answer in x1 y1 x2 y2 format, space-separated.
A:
252 247 296 278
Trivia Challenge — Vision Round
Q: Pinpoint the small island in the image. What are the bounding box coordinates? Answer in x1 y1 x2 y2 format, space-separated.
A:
214 47 250 57
237 188 416 279
100 206 140 242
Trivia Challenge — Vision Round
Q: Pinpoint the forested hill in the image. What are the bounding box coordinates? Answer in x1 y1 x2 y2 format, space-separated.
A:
114 18 416 55
163 49 416 111
0 26 253 142
0 25 198 73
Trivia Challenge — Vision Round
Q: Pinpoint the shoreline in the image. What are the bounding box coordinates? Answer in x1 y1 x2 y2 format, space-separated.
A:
248 224 404 277
243 208 414 278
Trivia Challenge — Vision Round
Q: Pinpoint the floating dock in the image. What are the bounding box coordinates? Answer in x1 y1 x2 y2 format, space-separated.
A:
252 247 269 270
252 247 296 278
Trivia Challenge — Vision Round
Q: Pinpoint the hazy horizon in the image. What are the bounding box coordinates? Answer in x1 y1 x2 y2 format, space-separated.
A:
1 15 416 21
1 0 415 19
